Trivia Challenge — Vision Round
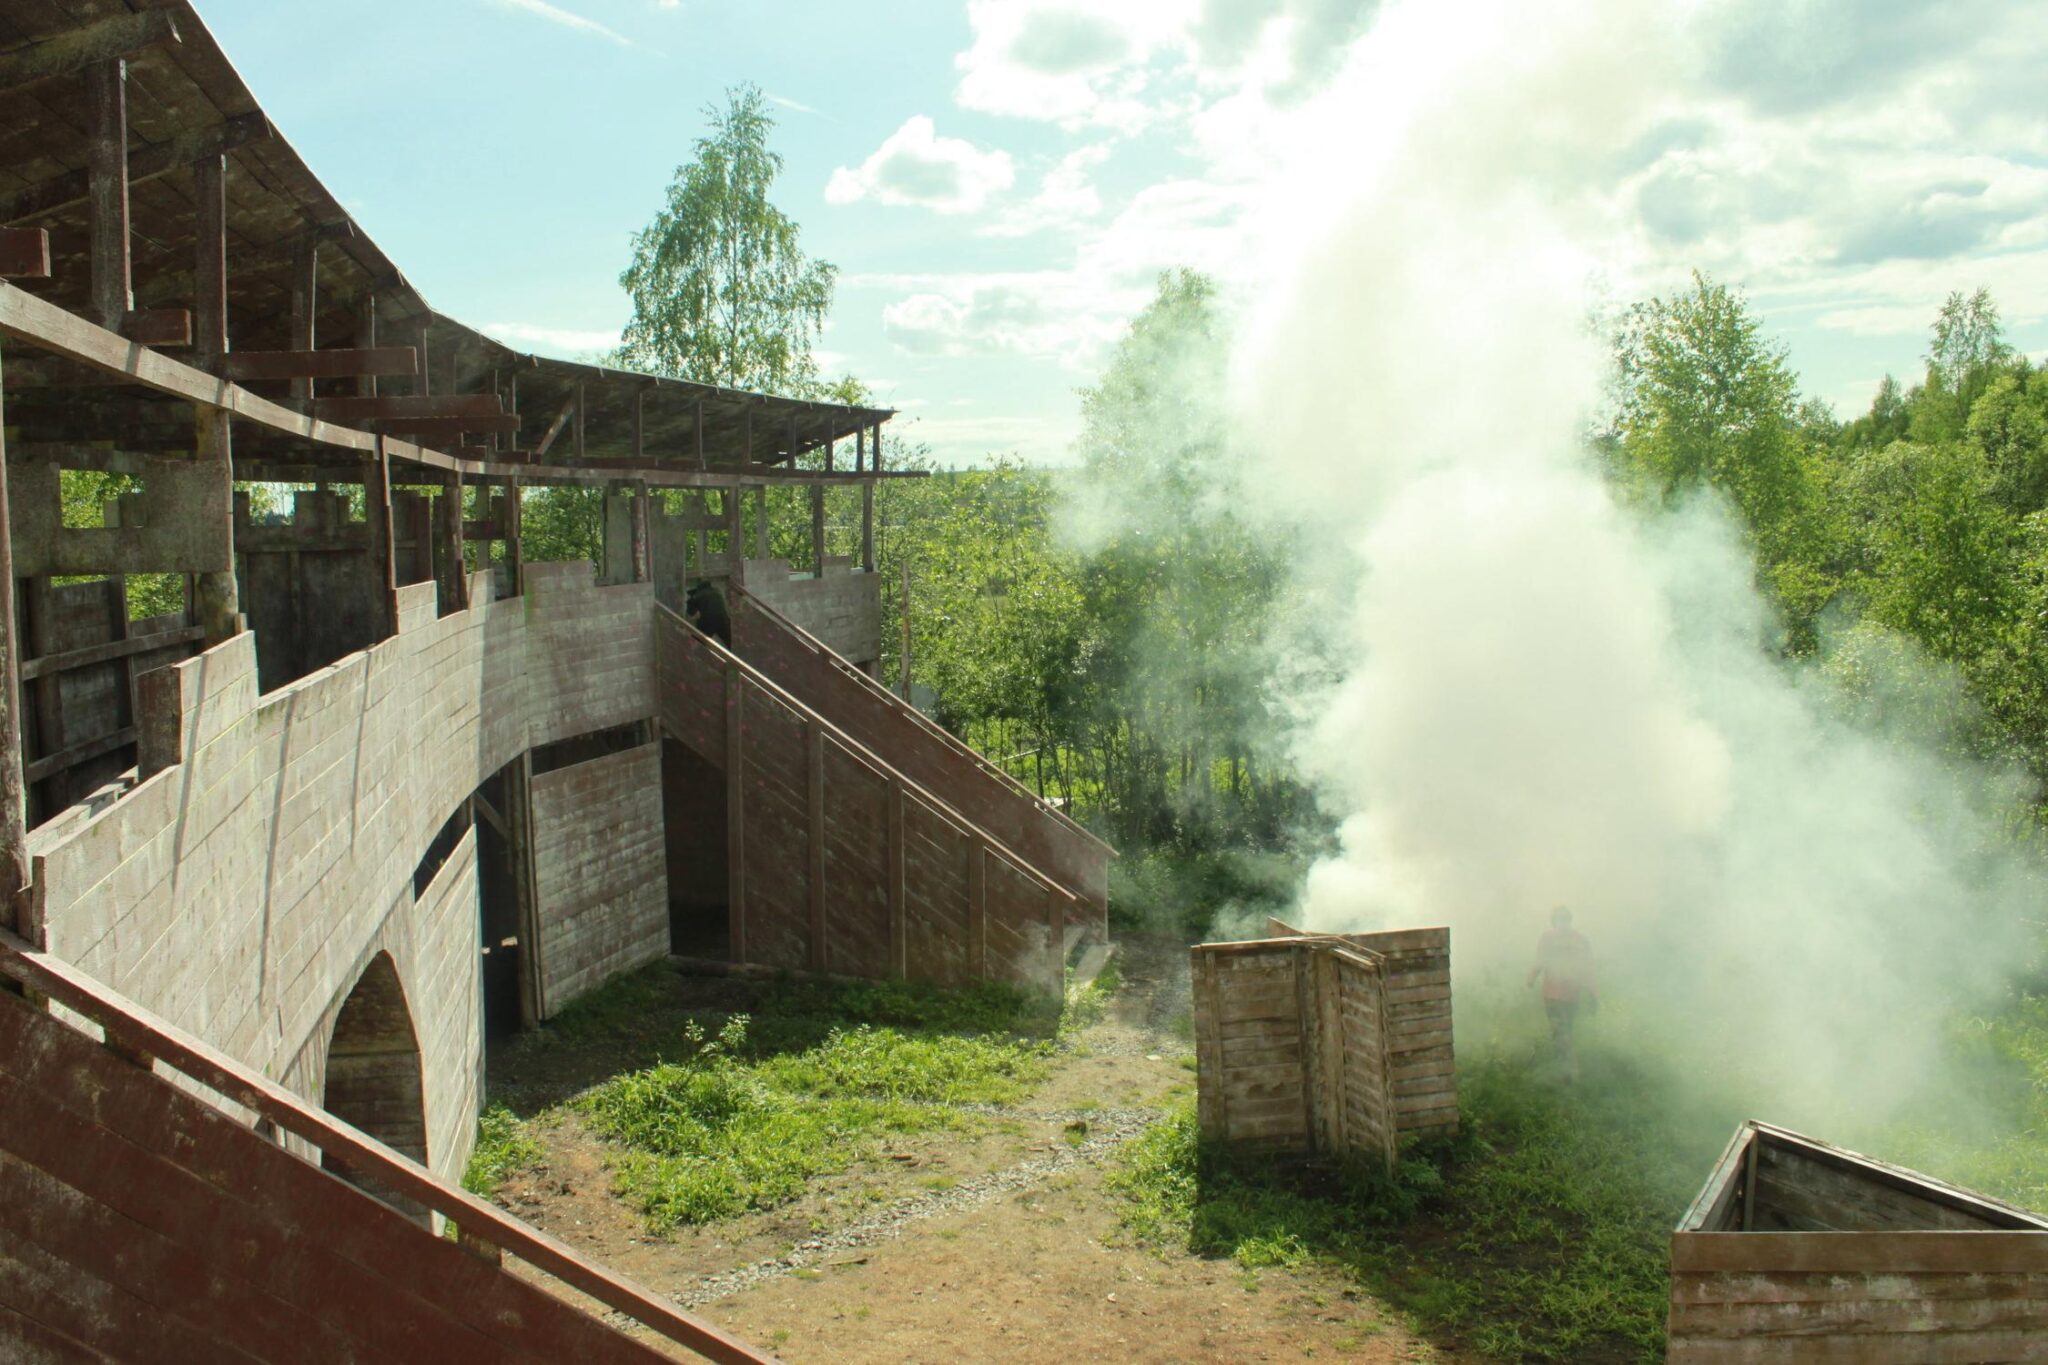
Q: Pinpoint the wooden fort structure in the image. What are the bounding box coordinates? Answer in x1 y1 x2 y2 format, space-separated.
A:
0 2 1111 1357
1668 1121 2048 1362
1189 921 1455 1171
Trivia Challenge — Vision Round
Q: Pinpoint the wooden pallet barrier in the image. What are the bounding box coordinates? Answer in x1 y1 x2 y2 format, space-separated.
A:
1669 1120 2048 1361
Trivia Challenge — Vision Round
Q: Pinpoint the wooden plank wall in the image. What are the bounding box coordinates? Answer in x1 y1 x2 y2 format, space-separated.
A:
0 988 681 1364
1667 1230 2048 1362
21 577 195 823
656 609 1068 995
529 742 668 1017
1192 938 1400 1171
1269 919 1457 1141
730 589 1110 940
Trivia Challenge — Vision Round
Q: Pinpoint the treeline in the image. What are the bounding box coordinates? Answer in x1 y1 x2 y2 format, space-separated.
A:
1611 277 2048 790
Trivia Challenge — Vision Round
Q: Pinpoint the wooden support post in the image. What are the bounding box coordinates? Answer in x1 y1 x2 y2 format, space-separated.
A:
506 752 544 1028
86 58 131 331
355 294 377 398
288 235 318 400
859 426 874 573
364 438 398 638
573 383 585 461
441 470 468 613
192 154 227 371
505 477 524 597
506 373 519 452
632 386 644 462
754 486 768 560
417 327 430 397
899 558 913 702
22 580 63 817
629 481 650 584
724 489 745 586
725 664 747 962
806 721 826 972
968 845 988 981
886 781 906 979
0 347 32 933
693 399 706 470
193 406 239 646
810 485 825 574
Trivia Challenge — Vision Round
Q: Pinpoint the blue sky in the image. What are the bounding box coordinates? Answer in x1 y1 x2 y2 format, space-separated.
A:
198 0 2047 467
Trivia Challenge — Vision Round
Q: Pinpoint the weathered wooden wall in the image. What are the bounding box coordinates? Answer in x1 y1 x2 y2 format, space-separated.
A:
0 985 702 1363
657 607 1072 995
1268 919 1457 1142
732 587 1110 939
738 556 882 666
1191 937 1399 1171
530 741 668 1016
25 563 654 1187
1668 1121 2048 1360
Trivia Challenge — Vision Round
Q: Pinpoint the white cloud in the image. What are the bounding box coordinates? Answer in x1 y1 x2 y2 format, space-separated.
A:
767 93 819 115
489 0 632 47
954 0 1195 132
826 116 1016 215
980 144 1111 237
480 321 622 358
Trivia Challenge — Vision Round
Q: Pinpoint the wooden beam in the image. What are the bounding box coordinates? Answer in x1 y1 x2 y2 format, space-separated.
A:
0 11 179 94
504 476 523 596
312 394 505 423
192 154 226 368
726 666 748 960
441 470 468 613
0 342 26 929
364 439 397 638
532 392 576 458
85 58 130 330
119 308 190 348
354 294 378 397
23 726 136 787
632 386 644 461
224 346 417 382
0 114 274 226
630 481 649 584
194 405 239 646
288 236 318 400
366 414 520 439
694 398 705 470
886 781 906 978
573 382 585 460
0 229 49 279
18 625 203 682
807 722 827 972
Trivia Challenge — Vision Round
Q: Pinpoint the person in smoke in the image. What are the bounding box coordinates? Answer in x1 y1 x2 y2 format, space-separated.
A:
686 580 732 648
1528 905 1596 1076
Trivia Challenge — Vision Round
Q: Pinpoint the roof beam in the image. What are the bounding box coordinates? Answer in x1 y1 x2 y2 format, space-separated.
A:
0 113 273 225
311 393 505 423
223 346 417 382
0 11 180 94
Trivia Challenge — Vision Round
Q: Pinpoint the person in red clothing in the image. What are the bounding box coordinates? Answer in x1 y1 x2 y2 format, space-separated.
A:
1528 905 1596 1075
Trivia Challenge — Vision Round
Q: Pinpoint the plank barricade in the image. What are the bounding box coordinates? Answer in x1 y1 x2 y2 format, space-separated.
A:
1668 1119 2048 1361
1191 923 1455 1170
0 924 777 1365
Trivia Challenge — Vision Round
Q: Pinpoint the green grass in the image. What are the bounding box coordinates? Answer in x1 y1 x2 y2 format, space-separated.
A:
577 1012 1051 1228
462 1104 544 1196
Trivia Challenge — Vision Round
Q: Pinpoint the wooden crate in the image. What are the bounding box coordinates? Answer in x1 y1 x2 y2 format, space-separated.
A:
1190 936 1399 1172
1267 919 1457 1141
1669 1120 2048 1361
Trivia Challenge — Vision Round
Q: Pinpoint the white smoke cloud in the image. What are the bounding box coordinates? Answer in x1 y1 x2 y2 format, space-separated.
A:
1227 0 2041 1132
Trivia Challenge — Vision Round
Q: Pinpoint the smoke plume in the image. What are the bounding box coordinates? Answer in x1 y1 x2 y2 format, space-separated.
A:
1226 0 2041 1133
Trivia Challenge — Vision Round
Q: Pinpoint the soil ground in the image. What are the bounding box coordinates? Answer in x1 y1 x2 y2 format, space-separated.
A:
484 938 1452 1363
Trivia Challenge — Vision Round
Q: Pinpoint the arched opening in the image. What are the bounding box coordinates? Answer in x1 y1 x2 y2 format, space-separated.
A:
322 952 428 1224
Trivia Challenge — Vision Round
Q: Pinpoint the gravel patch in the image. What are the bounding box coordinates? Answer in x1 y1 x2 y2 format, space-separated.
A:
672 1103 1162 1308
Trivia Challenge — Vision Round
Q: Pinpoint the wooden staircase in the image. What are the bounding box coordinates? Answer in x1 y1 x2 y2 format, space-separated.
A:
727 585 1112 936
657 606 1084 992
0 926 772 1365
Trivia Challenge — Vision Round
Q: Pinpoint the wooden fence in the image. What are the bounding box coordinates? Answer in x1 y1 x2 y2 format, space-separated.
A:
0 925 771 1364
658 606 1076 995
1669 1121 2048 1361
1190 936 1399 1172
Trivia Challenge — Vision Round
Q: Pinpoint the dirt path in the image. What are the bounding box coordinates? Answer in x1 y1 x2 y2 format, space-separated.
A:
491 940 1442 1363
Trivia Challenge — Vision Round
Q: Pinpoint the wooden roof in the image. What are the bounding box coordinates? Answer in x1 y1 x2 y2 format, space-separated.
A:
0 0 892 481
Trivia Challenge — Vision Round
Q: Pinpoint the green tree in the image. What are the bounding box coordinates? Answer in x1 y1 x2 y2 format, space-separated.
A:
1915 288 2013 442
616 84 836 395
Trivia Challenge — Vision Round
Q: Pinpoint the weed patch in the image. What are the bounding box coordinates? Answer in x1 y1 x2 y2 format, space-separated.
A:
462 1104 543 1196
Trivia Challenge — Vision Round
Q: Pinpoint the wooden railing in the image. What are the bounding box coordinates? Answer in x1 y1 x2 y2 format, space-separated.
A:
729 586 1112 934
0 924 774 1365
658 606 1078 992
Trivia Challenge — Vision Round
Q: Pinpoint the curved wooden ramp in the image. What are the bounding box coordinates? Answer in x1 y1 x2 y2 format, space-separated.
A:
0 926 773 1365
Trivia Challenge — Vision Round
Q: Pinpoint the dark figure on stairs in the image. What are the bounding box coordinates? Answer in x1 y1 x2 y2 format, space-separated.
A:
686 580 732 648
